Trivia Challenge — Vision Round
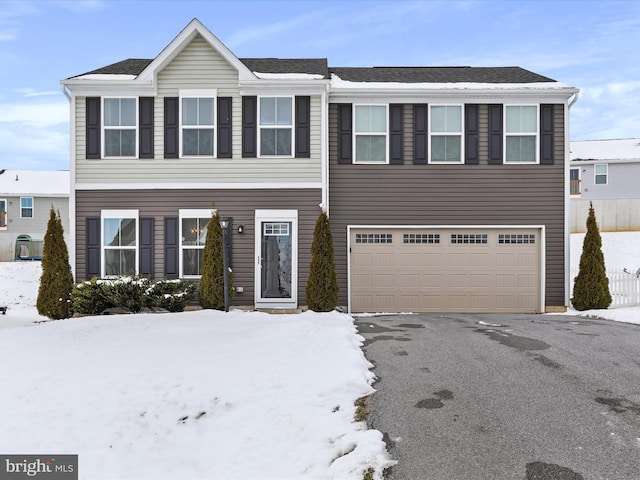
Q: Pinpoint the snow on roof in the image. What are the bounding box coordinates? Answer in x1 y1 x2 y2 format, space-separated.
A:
253 72 325 80
0 170 69 196
73 74 138 81
570 139 640 161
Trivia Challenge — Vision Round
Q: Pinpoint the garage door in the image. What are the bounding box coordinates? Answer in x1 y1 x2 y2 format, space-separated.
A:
350 227 541 313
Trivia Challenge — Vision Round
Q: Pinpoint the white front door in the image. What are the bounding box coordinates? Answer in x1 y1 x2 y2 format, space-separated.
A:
255 210 298 309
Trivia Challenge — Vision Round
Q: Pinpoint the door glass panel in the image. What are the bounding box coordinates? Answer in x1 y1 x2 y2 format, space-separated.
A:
261 222 292 298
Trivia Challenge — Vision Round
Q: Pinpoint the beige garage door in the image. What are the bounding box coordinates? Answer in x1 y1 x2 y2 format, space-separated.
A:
350 228 541 313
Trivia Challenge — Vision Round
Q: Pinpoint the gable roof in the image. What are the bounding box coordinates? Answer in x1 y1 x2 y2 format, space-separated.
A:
0 170 70 197
571 139 640 162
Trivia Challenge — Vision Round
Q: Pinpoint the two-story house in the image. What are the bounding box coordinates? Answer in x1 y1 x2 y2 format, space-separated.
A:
570 138 640 233
0 169 70 262
61 19 578 314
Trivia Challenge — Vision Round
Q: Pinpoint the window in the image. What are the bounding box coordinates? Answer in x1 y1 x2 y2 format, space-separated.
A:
430 105 462 163
595 164 608 185
20 197 33 218
102 210 138 276
505 106 538 163
259 97 293 156
181 91 215 156
451 233 487 244
179 209 213 277
570 168 581 195
498 234 535 244
355 233 393 244
0 199 6 228
404 233 440 244
103 98 137 157
354 105 387 163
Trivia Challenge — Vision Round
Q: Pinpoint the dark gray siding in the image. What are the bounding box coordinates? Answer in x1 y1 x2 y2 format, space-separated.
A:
76 189 322 307
329 103 566 308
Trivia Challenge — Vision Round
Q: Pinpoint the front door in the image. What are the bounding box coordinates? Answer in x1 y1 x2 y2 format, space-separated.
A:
255 210 298 309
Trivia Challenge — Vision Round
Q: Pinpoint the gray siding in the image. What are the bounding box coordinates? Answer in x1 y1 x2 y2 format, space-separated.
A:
75 189 322 307
575 162 640 200
328 103 567 308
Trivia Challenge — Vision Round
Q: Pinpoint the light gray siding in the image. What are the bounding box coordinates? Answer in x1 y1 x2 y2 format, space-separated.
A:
74 35 322 185
75 188 322 307
575 162 640 200
328 103 567 308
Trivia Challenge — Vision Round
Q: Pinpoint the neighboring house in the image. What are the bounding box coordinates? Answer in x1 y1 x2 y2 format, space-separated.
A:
61 19 578 314
570 138 640 233
0 170 70 262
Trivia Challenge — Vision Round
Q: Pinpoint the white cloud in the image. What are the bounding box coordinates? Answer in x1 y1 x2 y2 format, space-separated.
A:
0 100 68 127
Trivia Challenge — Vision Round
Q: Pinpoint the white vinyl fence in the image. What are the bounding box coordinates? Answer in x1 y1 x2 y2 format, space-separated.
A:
571 268 640 308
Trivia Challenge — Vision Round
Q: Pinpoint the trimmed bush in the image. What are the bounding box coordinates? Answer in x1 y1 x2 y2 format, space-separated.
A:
571 202 612 311
37 208 74 319
146 279 196 312
99 276 152 313
71 277 114 315
305 209 339 312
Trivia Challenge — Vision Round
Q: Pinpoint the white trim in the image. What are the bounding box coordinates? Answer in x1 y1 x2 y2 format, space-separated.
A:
321 85 329 214
564 102 572 308
428 104 464 164
254 209 298 309
257 96 295 158
503 104 539 164
347 224 546 314
75 182 323 190
69 94 77 279
178 208 215 279
100 209 139 277
353 104 389 164
102 96 139 159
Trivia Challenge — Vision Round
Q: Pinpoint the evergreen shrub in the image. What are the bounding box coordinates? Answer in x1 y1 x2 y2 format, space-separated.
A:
305 210 339 312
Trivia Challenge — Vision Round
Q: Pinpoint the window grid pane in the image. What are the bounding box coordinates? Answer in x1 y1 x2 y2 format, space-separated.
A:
506 106 537 133
264 223 290 236
498 234 536 244
450 234 488 244
403 234 440 244
431 136 461 162
355 233 393 244
355 105 386 133
431 106 461 133
355 135 386 162
506 136 536 162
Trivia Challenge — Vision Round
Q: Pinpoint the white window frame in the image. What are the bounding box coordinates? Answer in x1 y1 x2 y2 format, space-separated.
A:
179 89 217 158
179 208 215 278
101 209 139 277
353 104 388 164
20 197 33 219
258 96 294 158
0 198 7 229
428 104 464 164
594 163 608 185
102 97 138 159
504 104 539 164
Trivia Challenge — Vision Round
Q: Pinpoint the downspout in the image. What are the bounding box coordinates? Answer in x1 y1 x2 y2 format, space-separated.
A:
61 84 77 281
564 89 580 310
321 82 329 215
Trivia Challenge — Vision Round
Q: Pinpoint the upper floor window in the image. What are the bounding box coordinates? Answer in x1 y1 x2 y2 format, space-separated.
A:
505 106 538 163
103 98 137 157
0 199 6 228
20 197 33 218
430 105 462 163
102 210 138 276
354 105 387 163
179 209 213 277
259 97 293 156
595 164 608 184
181 91 215 157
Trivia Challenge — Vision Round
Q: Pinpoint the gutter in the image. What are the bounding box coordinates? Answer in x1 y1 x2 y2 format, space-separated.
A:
568 90 580 109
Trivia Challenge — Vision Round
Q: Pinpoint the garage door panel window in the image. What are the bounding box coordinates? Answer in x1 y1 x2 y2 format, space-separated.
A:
498 234 536 244
451 233 487 244
355 233 392 244
403 233 440 244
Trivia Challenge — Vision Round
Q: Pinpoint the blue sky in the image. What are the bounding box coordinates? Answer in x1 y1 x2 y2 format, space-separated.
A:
1 0 639 171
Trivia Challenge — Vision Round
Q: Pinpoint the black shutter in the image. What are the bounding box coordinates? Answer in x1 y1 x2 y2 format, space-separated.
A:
164 217 179 279
242 96 257 158
164 97 179 159
488 104 503 165
540 104 554 165
414 104 428 164
337 104 352 164
295 96 311 158
465 104 479 165
86 97 101 159
139 217 154 276
86 217 100 279
218 97 232 158
389 104 404 165
139 97 154 159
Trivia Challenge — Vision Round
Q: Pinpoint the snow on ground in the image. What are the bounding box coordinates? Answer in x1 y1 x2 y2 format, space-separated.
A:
0 232 638 479
0 263 393 479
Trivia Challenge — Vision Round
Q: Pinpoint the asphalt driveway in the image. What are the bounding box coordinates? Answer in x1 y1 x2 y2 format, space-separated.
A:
355 313 640 480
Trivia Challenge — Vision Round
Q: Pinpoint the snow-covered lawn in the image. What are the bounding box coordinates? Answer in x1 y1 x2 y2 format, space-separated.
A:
0 232 638 479
0 263 392 479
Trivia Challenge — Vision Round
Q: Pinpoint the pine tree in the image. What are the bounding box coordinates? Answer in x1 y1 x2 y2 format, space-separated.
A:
199 209 233 310
305 209 339 312
571 202 612 311
37 208 74 319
